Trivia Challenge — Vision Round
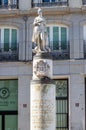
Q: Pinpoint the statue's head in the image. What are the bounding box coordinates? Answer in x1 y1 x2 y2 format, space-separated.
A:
38 8 42 16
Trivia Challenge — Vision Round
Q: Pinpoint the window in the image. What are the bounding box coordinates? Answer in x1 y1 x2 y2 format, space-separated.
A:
0 0 18 8
47 25 68 50
0 27 18 52
0 0 17 5
55 79 68 130
0 0 8 5
32 0 68 7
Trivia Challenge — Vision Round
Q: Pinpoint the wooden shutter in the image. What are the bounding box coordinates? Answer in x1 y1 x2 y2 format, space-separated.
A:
61 27 67 50
11 29 17 51
53 27 59 50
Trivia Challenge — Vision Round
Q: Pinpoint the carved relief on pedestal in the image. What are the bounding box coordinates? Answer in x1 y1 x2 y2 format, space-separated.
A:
33 60 50 78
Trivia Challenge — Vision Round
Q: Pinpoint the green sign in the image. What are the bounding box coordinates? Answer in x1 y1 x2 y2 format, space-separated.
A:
5 115 18 130
0 79 18 111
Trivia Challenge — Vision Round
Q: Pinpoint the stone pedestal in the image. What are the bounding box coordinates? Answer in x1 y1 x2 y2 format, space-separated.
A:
30 78 56 130
30 53 56 130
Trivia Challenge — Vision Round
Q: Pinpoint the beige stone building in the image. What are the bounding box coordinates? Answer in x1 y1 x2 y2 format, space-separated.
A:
0 0 86 130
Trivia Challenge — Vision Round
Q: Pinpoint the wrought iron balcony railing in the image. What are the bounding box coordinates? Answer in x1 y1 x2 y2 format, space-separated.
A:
0 45 18 61
32 1 68 8
0 0 19 9
82 0 86 5
32 41 70 60
49 41 70 60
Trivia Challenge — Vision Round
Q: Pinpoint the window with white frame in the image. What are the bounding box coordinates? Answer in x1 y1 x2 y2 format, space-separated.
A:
0 27 18 52
0 0 8 5
47 25 68 50
0 0 17 6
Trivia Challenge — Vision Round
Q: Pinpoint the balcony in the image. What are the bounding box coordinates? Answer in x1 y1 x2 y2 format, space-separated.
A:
32 0 68 8
49 41 70 60
0 46 18 61
0 0 19 9
32 41 70 60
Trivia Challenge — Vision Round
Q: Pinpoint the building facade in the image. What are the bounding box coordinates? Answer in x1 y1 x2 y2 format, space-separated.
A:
0 0 85 130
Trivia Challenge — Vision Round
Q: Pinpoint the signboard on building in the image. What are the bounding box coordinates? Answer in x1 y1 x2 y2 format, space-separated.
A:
0 79 18 110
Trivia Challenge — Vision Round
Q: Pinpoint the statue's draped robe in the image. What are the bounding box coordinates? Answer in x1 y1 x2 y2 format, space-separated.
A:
32 16 48 51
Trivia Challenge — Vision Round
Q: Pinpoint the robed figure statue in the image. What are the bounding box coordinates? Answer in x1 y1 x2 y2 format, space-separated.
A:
32 8 50 53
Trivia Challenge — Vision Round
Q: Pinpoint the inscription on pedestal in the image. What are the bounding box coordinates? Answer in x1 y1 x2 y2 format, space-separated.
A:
31 84 55 130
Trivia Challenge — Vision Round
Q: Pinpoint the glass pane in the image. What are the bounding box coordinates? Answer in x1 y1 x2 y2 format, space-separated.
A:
4 0 8 5
56 129 68 130
13 0 17 4
5 115 18 130
0 116 2 130
56 100 67 113
61 27 67 50
56 114 67 128
0 79 18 111
53 27 59 50
4 29 9 51
11 29 17 51
55 80 67 97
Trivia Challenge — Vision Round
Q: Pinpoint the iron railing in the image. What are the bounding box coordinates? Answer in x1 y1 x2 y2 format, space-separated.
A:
49 41 70 60
82 0 86 5
32 1 68 8
0 44 19 61
0 50 18 61
0 0 19 9
32 41 70 60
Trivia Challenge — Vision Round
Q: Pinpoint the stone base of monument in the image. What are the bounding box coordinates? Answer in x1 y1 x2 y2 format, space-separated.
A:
30 77 56 130
31 52 56 130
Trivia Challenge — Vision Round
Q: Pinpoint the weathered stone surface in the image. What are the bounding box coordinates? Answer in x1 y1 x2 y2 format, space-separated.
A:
30 80 56 130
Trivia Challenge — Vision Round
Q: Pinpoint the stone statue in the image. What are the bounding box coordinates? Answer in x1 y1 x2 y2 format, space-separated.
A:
32 8 50 53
